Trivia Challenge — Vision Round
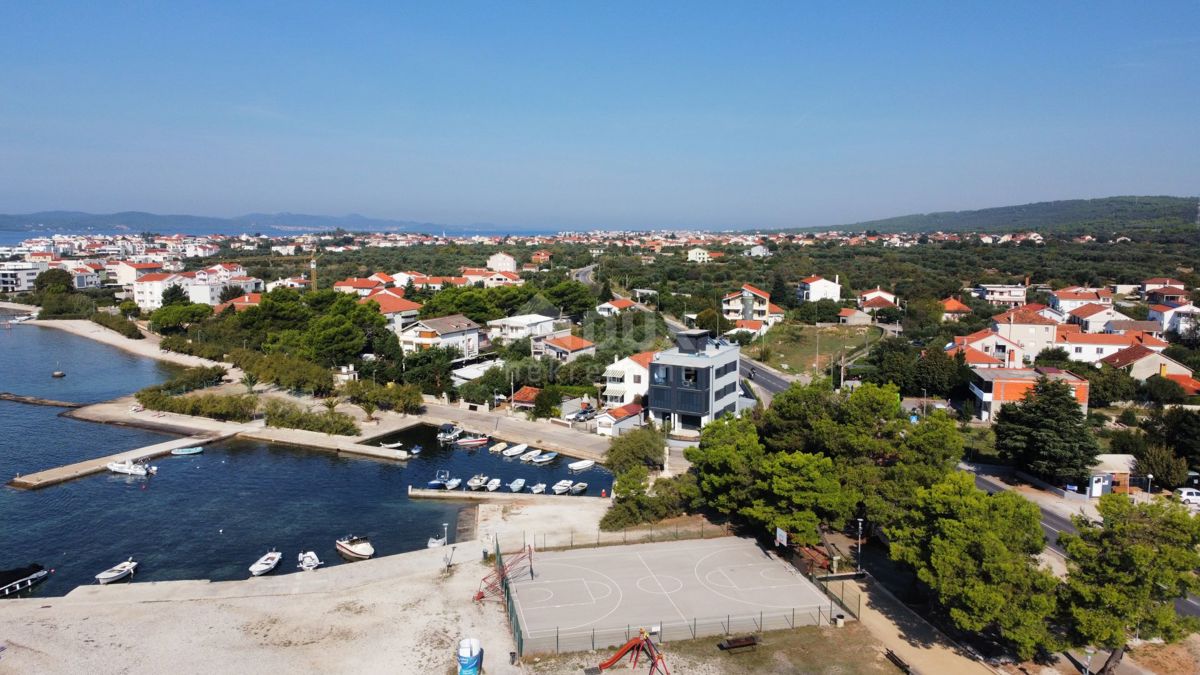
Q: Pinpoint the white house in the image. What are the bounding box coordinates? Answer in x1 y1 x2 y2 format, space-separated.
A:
132 273 187 310
543 335 596 363
398 314 481 361
797 275 841 303
1068 304 1132 333
596 298 637 317
1148 302 1199 335
975 284 1027 308
600 351 657 408
1055 331 1167 364
0 261 47 293
486 314 569 349
595 403 645 437
858 287 897 309
362 290 423 331
991 307 1060 361
115 261 163 286
486 252 517 273
722 284 785 327
332 277 383 297
686 248 711 263
1049 287 1113 314
1141 277 1187 297
743 245 772 258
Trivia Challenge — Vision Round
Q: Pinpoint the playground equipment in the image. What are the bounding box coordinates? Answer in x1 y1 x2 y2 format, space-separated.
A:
584 629 670 675
474 544 533 603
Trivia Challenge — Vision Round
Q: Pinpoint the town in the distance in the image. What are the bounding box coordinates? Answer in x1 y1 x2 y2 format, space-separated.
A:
2 197 1199 675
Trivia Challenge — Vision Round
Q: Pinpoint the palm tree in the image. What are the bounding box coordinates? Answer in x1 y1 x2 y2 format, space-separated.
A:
240 373 259 394
322 396 341 413
359 400 377 422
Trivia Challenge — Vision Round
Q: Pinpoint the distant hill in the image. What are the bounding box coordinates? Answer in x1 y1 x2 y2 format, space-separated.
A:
816 196 1197 234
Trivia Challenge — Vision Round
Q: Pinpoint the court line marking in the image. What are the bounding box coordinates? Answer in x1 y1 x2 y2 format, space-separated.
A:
635 552 689 626
514 561 624 633
692 549 828 610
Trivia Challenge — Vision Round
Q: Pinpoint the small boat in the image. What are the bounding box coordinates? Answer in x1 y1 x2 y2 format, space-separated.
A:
336 535 375 560
444 477 462 490
380 440 404 449
570 482 589 495
249 550 282 577
409 444 423 456
95 558 137 584
489 442 508 454
519 449 542 462
529 482 547 494
485 478 501 492
466 474 489 491
508 478 526 492
51 370 66 378
427 523 449 548
427 469 450 489
436 423 463 443
171 446 204 456
455 435 489 448
0 564 50 596
551 479 574 495
531 452 559 465
568 459 596 472
106 460 157 476
503 443 529 457
297 551 323 571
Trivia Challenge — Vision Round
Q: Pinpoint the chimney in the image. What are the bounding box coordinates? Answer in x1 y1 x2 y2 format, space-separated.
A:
835 274 839 285
1161 363 1168 377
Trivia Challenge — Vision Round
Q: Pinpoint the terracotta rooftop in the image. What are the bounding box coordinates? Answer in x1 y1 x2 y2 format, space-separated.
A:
545 335 596 352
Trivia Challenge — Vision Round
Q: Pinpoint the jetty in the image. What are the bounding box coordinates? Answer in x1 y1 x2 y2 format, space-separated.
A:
0 392 82 408
407 486 609 503
8 432 238 490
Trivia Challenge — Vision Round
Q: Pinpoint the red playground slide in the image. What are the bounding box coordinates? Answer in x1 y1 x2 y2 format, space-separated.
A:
593 629 670 675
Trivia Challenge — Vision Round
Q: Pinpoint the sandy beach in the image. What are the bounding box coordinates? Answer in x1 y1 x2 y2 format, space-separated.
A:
19 318 237 371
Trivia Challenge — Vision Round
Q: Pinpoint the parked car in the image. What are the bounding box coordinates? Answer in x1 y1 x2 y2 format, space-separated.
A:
1174 488 1200 505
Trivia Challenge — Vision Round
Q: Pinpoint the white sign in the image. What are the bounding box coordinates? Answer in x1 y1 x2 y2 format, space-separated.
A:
775 527 788 547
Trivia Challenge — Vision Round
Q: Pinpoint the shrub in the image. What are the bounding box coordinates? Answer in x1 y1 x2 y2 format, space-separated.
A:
262 398 359 435
599 472 697 531
145 366 227 396
90 312 143 339
339 380 425 413
135 389 258 422
1117 409 1139 427
229 348 335 397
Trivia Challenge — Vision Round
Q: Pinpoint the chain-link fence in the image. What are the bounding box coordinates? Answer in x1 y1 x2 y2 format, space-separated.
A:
495 522 733 554
520 605 837 655
815 576 864 619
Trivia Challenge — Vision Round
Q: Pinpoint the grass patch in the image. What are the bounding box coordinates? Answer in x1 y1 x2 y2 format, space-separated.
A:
962 425 1003 464
756 324 882 374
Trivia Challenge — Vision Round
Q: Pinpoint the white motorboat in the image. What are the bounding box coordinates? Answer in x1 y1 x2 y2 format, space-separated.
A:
249 550 282 576
444 477 462 490
436 423 463 443
380 440 404 449
297 551 323 571
531 452 559 465
95 558 137 584
570 482 589 495
427 523 449 548
519 449 542 462
336 535 375 560
529 482 547 494
409 444 423 456
551 479 574 495
489 442 508 454
106 460 156 476
427 469 450 489
508 478 526 492
567 459 596 472
485 478 501 492
455 435 489 448
466 474 489 491
0 564 49 596
502 443 528 457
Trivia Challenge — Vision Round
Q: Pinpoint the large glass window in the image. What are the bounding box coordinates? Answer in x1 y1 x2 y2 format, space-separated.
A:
651 365 669 385
682 367 698 388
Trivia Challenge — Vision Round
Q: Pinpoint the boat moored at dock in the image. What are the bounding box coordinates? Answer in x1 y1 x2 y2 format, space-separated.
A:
1 564 49 596
95 558 137 584
249 550 282 576
297 551 323 571
335 535 375 560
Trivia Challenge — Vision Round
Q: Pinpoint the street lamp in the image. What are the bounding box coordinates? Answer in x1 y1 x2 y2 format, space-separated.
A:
1084 646 1096 675
922 388 928 417
856 518 864 573
1148 474 1154 497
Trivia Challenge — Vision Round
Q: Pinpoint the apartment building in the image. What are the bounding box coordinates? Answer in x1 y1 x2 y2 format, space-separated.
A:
647 330 742 432
397 314 481 360
969 367 1089 422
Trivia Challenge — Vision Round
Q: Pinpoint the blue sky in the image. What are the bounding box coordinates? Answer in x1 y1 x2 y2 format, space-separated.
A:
2 2 1198 229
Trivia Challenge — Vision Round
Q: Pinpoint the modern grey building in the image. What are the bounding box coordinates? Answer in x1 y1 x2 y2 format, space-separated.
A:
648 329 742 432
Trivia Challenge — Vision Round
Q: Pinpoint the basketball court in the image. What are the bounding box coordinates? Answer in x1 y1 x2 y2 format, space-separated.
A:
507 537 832 653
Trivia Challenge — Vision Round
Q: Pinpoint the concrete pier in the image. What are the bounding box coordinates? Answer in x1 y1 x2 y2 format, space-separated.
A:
407 486 609 503
0 392 83 408
8 432 238 489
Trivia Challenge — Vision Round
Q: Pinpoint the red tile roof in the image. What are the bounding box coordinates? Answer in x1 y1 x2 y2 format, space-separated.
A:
733 319 764 331
947 344 1003 366
512 385 541 404
1100 344 1156 369
135 272 174 282
603 403 643 421
362 294 422 314
629 350 657 370
1069 303 1112 319
1165 374 1200 396
862 296 897 309
333 277 382 289
605 298 636 310
545 335 595 352
995 307 1058 326
214 293 262 313
801 275 827 284
741 283 769 299
941 297 971 313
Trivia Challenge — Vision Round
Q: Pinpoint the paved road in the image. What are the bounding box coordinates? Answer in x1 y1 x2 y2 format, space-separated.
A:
571 264 596 285
972 472 1200 617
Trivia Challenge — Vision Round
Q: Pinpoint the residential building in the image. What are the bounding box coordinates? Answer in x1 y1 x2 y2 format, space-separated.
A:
543 335 596 363
797 275 841 303
1048 287 1112 314
1141 277 1186 297
837 308 871 325
647 330 742 432
991 307 1059 361
132 273 187 310
975 284 1027 308
946 344 1004 369
969 367 1089 422
725 319 767 338
481 271 524 288
1148 302 1199 335
1101 344 1192 382
600 351 657 408
114 261 162 286
857 287 897 309
686 248 711 263
1056 330 1167 364
362 290 422 331
332 277 383 297
743 245 772 258
721 284 785 327
1104 320 1163 337
397 314 481 360
0 261 46 293
596 298 636 317
66 265 102 289
1147 286 1189 305
486 252 517 273
511 386 541 410
266 276 310 292
1067 303 1131 333
530 250 552 265
952 329 1026 367
940 297 972 322
595 403 645 437
214 293 262 313
486 314 569 350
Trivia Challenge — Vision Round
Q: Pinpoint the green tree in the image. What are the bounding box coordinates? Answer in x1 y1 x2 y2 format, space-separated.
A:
1060 494 1200 674
743 451 849 545
161 284 189 307
151 303 213 332
693 308 728 335
865 336 919 393
1083 365 1137 408
1145 407 1200 467
218 285 246 303
913 346 957 396
34 268 74 294
1141 374 1187 406
240 372 259 393
531 388 558 419
118 300 140 318
358 399 377 421
685 415 764 517
1132 444 1189 491
597 279 614 303
545 280 597 316
995 377 1099 484
605 426 666 474
887 472 1059 660
304 314 365 366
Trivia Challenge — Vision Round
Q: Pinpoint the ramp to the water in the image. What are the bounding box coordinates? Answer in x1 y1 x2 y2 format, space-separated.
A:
0 392 82 408
8 432 238 489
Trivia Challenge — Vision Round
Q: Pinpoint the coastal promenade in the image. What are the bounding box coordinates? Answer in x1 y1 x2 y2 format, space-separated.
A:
408 486 609 503
420 402 611 462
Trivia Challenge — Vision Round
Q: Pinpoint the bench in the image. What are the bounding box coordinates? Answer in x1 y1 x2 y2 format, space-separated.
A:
718 635 760 652
884 649 912 673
